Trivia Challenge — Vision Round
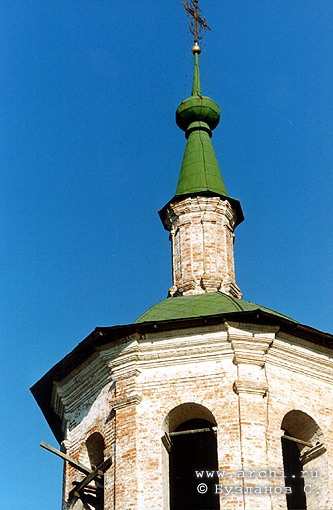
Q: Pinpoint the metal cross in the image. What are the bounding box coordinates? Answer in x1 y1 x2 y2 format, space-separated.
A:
181 0 211 43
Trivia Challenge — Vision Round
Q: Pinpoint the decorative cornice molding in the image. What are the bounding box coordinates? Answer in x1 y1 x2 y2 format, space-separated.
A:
227 322 277 367
111 393 143 411
111 368 141 382
98 337 141 382
267 338 333 383
97 335 140 364
221 278 242 299
138 329 231 369
52 354 111 417
226 322 280 336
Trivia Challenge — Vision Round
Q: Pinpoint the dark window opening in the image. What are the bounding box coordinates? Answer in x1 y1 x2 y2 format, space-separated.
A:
85 433 105 510
169 418 220 510
282 434 306 510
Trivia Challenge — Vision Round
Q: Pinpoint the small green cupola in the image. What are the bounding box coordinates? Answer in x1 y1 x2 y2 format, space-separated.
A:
159 43 243 228
175 43 228 197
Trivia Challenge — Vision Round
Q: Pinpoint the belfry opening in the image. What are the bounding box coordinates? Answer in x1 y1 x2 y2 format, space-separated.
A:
169 418 219 510
281 434 306 509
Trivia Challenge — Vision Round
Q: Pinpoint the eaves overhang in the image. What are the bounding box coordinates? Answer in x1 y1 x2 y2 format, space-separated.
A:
31 310 333 444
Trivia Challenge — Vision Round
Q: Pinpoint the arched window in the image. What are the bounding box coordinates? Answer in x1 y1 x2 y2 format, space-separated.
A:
86 432 105 469
281 410 327 510
85 432 105 510
162 403 220 510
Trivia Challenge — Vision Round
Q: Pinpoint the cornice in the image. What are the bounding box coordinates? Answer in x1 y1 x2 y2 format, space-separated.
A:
138 329 231 369
32 311 333 443
267 338 333 383
111 393 143 411
226 322 278 367
52 354 111 418
51 355 111 437
98 336 141 382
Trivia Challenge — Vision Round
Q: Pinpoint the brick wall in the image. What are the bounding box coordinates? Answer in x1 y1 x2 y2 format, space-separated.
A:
55 322 333 510
164 196 242 298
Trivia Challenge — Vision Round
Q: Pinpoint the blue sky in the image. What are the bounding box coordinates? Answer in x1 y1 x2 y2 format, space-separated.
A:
1 1 332 509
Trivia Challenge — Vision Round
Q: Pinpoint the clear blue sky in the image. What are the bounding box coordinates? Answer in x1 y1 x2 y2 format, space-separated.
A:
1 1 332 509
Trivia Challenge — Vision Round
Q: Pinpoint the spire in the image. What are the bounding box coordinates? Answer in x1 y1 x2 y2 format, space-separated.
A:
175 44 228 197
191 50 201 96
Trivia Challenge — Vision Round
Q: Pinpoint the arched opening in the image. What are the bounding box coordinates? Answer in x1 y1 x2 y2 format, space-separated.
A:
281 433 306 509
162 403 220 510
86 432 105 469
84 432 105 510
281 410 327 510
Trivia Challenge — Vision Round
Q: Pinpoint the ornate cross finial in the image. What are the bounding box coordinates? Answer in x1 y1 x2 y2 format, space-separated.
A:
181 0 211 49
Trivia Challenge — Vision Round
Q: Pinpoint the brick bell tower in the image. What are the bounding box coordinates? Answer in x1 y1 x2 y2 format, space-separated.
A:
32 3 333 510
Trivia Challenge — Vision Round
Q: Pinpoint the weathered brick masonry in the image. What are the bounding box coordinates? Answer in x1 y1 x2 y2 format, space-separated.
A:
165 196 242 299
45 319 333 510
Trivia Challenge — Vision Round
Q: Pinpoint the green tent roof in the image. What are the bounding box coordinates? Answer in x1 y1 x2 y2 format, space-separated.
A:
175 124 228 196
136 292 297 324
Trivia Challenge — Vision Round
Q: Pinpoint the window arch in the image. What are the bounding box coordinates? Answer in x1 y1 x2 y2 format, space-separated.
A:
83 432 105 510
162 403 220 510
86 432 105 469
281 410 327 510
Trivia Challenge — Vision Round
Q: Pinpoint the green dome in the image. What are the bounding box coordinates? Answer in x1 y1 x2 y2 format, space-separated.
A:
136 292 296 323
176 96 220 132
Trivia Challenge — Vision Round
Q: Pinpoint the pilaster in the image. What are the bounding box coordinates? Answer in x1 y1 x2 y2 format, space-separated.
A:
101 337 142 510
228 322 278 509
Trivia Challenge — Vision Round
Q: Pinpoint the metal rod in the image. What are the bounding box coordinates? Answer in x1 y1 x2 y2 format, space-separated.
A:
282 435 312 448
169 427 216 437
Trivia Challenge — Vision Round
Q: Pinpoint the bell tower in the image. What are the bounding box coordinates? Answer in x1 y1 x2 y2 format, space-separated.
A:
32 3 333 510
